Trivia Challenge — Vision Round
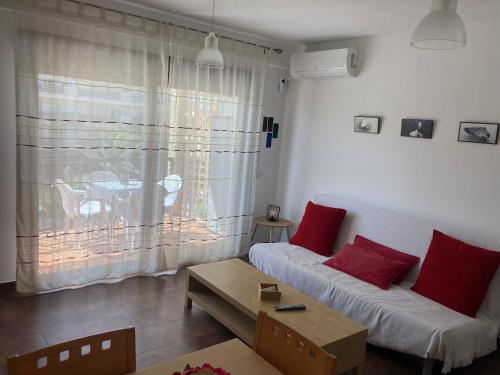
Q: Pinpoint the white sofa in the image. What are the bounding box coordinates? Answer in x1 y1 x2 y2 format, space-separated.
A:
249 194 500 374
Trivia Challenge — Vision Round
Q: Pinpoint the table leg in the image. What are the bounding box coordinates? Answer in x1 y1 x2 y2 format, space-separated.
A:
250 223 258 244
422 359 434 375
286 226 292 240
350 340 366 375
185 295 193 309
185 273 193 309
269 227 274 243
352 364 364 375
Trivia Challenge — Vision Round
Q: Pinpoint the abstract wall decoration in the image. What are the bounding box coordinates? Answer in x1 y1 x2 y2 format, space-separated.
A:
458 122 499 145
401 119 434 139
262 116 268 132
267 117 274 132
262 116 279 148
354 116 380 134
266 132 273 148
262 116 273 132
272 123 279 138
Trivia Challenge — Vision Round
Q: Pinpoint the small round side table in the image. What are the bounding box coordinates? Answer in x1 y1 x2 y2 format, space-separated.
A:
250 216 294 244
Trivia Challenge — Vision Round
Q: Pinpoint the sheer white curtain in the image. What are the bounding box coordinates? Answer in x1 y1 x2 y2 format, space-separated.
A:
14 0 268 293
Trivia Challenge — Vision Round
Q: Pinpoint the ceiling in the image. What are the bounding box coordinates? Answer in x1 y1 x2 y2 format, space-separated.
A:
131 0 500 45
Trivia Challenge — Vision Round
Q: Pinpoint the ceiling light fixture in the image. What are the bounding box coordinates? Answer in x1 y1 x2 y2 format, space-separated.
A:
411 0 466 50
196 0 224 68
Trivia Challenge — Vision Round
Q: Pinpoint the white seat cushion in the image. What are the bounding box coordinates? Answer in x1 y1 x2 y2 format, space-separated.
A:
250 243 498 373
79 201 110 216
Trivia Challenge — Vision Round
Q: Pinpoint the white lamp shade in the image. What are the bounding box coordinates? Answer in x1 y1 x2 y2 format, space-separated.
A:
196 32 224 68
411 0 466 50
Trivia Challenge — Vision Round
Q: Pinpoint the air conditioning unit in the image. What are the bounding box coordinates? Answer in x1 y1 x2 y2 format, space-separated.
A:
290 47 358 79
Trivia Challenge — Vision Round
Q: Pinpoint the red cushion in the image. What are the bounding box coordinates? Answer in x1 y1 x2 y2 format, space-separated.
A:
353 235 420 284
289 201 346 256
411 230 500 317
323 244 409 290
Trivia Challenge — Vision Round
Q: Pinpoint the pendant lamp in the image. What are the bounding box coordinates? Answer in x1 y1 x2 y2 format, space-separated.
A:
196 0 224 68
411 0 466 50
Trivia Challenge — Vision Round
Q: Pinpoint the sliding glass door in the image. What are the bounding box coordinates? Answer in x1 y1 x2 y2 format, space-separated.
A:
15 3 267 293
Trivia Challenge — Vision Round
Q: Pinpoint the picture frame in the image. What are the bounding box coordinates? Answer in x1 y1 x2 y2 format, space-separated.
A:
458 122 499 145
401 119 434 139
354 116 380 134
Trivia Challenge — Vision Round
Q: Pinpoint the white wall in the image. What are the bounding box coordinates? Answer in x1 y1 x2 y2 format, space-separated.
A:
278 19 500 236
253 66 289 242
0 8 17 283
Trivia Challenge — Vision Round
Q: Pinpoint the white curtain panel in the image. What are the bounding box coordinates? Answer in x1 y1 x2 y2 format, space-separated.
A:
14 0 268 293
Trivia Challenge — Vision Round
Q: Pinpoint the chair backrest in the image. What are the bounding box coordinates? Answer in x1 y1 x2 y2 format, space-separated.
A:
54 179 79 218
252 312 336 375
160 175 182 193
6 327 136 375
160 175 182 208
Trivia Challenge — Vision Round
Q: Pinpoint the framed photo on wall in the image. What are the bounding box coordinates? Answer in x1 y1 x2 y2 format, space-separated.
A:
354 116 380 134
401 119 434 139
458 122 499 145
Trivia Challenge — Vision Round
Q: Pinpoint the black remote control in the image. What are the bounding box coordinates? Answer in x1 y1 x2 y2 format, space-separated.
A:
274 303 306 312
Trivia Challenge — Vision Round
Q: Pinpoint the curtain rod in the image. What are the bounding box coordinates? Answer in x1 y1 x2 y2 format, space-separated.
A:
60 0 281 53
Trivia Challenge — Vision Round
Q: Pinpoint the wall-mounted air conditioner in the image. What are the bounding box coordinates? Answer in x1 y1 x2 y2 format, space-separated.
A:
290 47 358 79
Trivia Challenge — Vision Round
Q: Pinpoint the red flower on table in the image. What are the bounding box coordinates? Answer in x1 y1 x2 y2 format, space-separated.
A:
171 363 231 375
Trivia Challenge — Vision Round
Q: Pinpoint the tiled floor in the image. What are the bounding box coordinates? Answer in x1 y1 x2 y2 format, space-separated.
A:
0 270 498 375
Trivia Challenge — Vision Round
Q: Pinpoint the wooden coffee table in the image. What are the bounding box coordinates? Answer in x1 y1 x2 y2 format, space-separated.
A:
185 259 368 375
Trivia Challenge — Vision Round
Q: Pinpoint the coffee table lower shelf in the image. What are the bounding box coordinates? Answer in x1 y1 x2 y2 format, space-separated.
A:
186 289 256 345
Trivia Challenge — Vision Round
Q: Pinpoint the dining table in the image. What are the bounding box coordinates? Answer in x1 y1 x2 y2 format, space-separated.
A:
128 339 282 375
91 179 143 195
91 179 143 240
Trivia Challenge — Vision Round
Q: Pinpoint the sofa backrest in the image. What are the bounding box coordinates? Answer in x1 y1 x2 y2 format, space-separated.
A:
313 194 500 328
314 194 500 278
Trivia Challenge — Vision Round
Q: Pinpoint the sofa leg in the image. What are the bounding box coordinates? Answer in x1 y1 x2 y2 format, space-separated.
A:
422 358 434 375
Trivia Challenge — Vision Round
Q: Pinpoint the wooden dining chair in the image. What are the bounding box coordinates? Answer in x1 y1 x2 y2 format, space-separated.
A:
252 312 336 375
6 327 136 375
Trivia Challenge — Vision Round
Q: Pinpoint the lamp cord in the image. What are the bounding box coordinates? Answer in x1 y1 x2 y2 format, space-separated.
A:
211 0 215 32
